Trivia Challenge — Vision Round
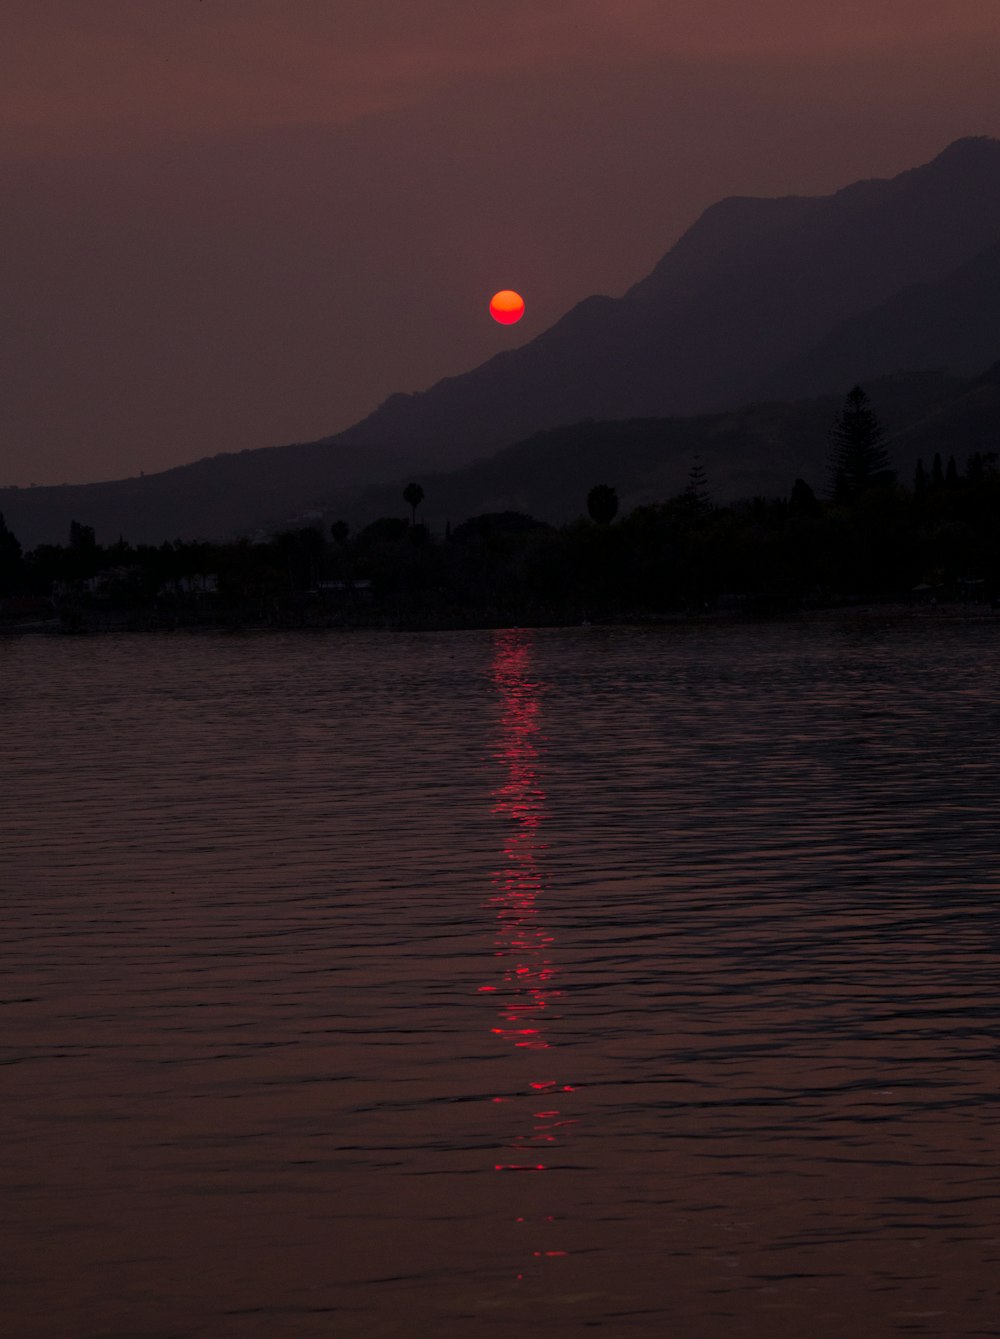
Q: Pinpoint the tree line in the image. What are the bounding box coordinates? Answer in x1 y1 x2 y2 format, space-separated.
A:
2 387 999 628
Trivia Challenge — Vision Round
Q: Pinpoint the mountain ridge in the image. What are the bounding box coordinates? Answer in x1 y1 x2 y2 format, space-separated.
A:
4 136 1000 547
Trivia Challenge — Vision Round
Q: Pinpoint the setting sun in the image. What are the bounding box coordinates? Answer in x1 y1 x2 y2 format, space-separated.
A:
489 290 525 324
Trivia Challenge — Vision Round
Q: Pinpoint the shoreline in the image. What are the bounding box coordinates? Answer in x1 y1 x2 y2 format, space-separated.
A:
3 600 999 637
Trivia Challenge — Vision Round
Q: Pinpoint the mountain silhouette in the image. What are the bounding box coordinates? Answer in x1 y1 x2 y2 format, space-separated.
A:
331 136 1000 463
4 136 1000 546
752 236 1000 401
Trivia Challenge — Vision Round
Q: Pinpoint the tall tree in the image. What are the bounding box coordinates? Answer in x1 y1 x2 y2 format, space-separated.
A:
587 483 619 525
683 458 711 514
828 385 892 500
0 512 23 596
403 482 424 525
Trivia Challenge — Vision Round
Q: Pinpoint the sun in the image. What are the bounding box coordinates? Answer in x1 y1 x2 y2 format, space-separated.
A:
489 290 525 325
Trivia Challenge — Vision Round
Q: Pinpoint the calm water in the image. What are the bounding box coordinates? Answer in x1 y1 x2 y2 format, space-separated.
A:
2 622 999 1339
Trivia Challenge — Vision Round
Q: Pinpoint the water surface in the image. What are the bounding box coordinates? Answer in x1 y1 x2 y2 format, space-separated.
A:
2 623 999 1337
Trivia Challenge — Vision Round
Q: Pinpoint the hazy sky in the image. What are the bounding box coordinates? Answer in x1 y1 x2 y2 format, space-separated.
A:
3 0 1000 485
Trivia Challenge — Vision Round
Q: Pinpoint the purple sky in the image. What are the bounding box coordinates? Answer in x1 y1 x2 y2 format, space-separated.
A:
3 0 1000 485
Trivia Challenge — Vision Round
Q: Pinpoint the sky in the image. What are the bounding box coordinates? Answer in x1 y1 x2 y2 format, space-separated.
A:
3 0 1000 486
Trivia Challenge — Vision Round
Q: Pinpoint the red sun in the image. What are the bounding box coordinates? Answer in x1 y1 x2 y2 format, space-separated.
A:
490 290 525 324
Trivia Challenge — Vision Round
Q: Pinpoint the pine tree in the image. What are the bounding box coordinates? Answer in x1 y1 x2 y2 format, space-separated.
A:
914 459 928 497
828 386 892 500
684 458 710 513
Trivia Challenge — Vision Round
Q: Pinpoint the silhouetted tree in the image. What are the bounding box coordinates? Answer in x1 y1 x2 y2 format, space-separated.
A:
69 520 96 550
683 458 711 514
0 513 21 560
828 386 892 500
451 512 551 545
587 483 619 525
272 526 325 593
359 516 409 547
914 458 928 497
330 520 349 546
403 482 424 525
931 452 944 489
945 454 958 487
0 512 23 596
789 477 822 517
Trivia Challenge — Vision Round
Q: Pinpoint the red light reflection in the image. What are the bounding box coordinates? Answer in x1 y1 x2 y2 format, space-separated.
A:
490 631 555 1055
485 629 576 1274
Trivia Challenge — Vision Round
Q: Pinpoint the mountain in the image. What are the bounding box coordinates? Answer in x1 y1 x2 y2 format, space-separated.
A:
330 136 1000 463
753 238 1000 402
0 441 417 552
4 136 1000 547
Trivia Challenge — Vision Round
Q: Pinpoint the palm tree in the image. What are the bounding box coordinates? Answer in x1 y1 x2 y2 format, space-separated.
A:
403 482 425 525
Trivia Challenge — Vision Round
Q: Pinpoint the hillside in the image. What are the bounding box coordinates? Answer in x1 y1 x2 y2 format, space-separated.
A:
318 368 988 534
754 239 1000 402
0 440 417 552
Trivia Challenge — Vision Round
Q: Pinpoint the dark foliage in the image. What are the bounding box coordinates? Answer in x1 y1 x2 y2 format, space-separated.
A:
684 459 711 512
6 456 1000 630
403 482 424 524
0 512 24 597
450 512 553 545
358 516 409 547
586 484 619 525
789 478 822 517
829 385 893 501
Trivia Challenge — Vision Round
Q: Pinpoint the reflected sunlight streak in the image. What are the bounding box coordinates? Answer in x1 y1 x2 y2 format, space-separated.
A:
485 630 576 1272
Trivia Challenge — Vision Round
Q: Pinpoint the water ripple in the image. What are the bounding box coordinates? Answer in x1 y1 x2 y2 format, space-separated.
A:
1 623 999 1337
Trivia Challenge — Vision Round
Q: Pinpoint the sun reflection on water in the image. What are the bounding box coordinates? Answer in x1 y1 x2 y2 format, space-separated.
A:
486 629 576 1274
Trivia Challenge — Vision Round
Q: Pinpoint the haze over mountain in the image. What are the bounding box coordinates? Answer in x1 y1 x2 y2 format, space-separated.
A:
4 136 1000 548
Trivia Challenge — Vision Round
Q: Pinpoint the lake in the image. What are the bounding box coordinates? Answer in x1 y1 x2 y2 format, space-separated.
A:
2 621 999 1338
